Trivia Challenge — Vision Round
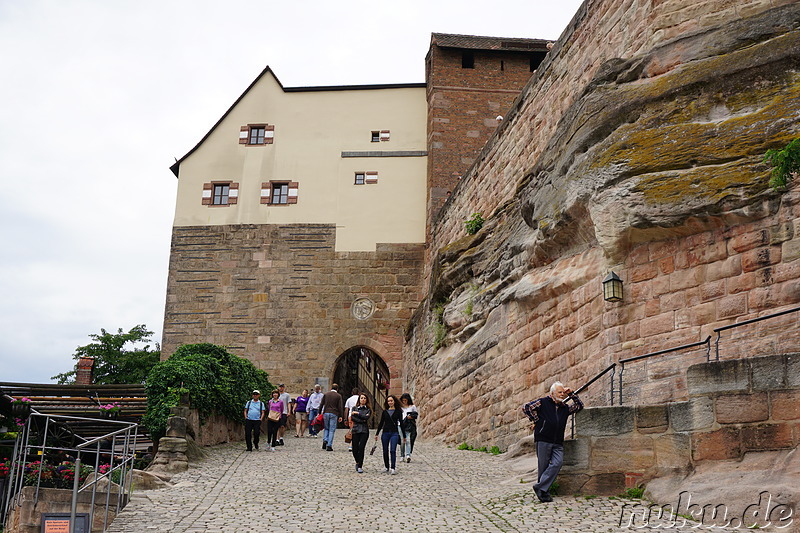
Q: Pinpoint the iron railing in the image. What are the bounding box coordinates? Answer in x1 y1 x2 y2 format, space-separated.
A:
613 305 800 404
712 304 800 361
3 411 138 533
614 337 711 405
569 363 616 439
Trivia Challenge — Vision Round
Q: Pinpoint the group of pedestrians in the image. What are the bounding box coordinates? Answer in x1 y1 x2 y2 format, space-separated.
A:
244 377 582 501
242 383 420 476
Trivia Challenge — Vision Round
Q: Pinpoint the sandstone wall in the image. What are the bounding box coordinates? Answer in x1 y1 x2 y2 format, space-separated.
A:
162 224 423 393
558 353 800 494
406 1 800 448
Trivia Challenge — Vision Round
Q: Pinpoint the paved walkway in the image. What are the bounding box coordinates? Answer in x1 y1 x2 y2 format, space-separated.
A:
106 436 747 533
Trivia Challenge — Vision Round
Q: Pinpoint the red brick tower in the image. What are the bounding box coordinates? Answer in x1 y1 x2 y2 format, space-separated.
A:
425 33 551 232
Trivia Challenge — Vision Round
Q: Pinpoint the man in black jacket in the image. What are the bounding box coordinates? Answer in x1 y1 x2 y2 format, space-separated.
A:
521 381 584 502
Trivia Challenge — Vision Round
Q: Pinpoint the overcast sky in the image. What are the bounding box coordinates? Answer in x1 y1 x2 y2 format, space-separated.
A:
0 0 583 383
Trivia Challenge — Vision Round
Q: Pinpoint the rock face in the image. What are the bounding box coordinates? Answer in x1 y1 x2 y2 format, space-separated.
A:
405 2 800 450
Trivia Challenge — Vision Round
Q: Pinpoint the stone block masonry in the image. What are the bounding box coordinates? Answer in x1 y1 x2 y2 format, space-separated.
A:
162 224 424 391
406 0 800 449
559 354 800 494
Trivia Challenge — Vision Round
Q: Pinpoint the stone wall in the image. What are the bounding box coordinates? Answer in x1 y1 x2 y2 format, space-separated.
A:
558 353 800 494
405 1 800 448
5 486 120 533
162 224 424 393
428 0 794 256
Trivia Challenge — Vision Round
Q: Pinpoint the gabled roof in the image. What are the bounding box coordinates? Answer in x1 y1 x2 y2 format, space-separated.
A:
169 66 424 177
431 33 550 52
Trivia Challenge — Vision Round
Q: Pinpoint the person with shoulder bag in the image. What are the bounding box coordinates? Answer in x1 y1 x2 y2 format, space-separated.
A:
266 389 284 451
349 394 372 473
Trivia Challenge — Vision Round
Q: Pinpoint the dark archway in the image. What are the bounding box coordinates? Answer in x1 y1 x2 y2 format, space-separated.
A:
332 347 390 428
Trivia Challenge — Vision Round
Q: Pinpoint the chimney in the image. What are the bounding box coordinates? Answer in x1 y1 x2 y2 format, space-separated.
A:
76 356 95 385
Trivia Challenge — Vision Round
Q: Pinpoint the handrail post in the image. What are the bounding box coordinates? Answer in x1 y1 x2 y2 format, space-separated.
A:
70 452 80 533
610 365 616 406
714 331 721 361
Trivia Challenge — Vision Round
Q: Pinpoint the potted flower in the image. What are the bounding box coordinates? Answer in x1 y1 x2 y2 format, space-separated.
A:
11 397 32 420
99 402 122 419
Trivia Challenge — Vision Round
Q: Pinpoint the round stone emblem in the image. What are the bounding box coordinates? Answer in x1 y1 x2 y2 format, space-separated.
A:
352 298 376 320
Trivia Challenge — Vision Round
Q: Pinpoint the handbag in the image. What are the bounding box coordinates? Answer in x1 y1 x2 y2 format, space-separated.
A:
344 430 352 443
268 410 281 422
369 444 377 455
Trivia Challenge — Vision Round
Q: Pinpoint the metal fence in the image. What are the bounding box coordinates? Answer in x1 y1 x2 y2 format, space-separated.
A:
2 411 139 533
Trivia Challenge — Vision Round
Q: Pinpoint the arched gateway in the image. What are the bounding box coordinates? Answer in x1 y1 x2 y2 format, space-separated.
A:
332 347 391 427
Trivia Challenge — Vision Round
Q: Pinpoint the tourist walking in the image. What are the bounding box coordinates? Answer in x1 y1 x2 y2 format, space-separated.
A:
266 389 285 451
307 384 324 437
243 390 264 452
374 395 405 474
400 393 418 462
349 393 372 473
294 389 310 437
521 381 584 502
343 387 359 451
320 384 343 451
277 383 291 446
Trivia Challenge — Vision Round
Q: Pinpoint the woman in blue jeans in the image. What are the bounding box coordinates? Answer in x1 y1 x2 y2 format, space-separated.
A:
374 395 405 474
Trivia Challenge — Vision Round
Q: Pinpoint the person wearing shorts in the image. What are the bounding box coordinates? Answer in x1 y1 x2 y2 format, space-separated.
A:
294 389 309 437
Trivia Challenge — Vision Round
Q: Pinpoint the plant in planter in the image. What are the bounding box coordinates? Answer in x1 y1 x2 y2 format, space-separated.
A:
11 397 32 420
99 402 122 419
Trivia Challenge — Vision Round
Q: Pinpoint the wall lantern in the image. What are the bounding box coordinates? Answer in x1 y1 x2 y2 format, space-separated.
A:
602 271 623 302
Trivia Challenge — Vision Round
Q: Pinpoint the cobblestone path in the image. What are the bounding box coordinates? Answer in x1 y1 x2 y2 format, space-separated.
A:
106 437 746 532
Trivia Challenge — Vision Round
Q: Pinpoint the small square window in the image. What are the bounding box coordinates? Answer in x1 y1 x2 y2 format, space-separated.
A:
213 184 230 205
249 126 265 145
371 131 380 142
462 51 474 69
271 183 289 204
355 172 365 185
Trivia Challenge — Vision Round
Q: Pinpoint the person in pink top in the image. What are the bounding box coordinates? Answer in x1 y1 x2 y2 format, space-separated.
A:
266 389 284 451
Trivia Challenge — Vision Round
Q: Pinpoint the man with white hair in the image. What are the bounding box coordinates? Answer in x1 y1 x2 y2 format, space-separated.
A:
521 381 584 502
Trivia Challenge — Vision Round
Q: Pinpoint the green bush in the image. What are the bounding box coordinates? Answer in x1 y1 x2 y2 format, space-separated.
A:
143 343 273 441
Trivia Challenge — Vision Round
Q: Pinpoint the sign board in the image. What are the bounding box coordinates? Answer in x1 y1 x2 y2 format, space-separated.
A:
41 513 89 533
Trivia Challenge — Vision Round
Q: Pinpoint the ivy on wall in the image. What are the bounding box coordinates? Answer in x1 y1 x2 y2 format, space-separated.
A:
143 343 273 441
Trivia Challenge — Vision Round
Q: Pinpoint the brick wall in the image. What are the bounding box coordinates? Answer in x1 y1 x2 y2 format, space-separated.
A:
162 224 424 393
426 43 542 231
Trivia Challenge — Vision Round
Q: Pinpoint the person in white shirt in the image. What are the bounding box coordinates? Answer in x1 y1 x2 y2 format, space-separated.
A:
400 393 419 462
277 384 292 446
343 388 360 451
307 384 324 437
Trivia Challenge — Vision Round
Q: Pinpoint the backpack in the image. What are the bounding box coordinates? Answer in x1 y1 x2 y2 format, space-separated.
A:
246 400 264 414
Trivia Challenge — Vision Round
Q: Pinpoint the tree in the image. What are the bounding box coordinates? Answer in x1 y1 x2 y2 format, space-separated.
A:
52 325 161 384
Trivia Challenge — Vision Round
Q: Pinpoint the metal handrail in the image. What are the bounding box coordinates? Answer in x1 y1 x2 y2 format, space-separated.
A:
2 412 138 533
713 305 800 360
616 337 711 405
570 363 616 439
